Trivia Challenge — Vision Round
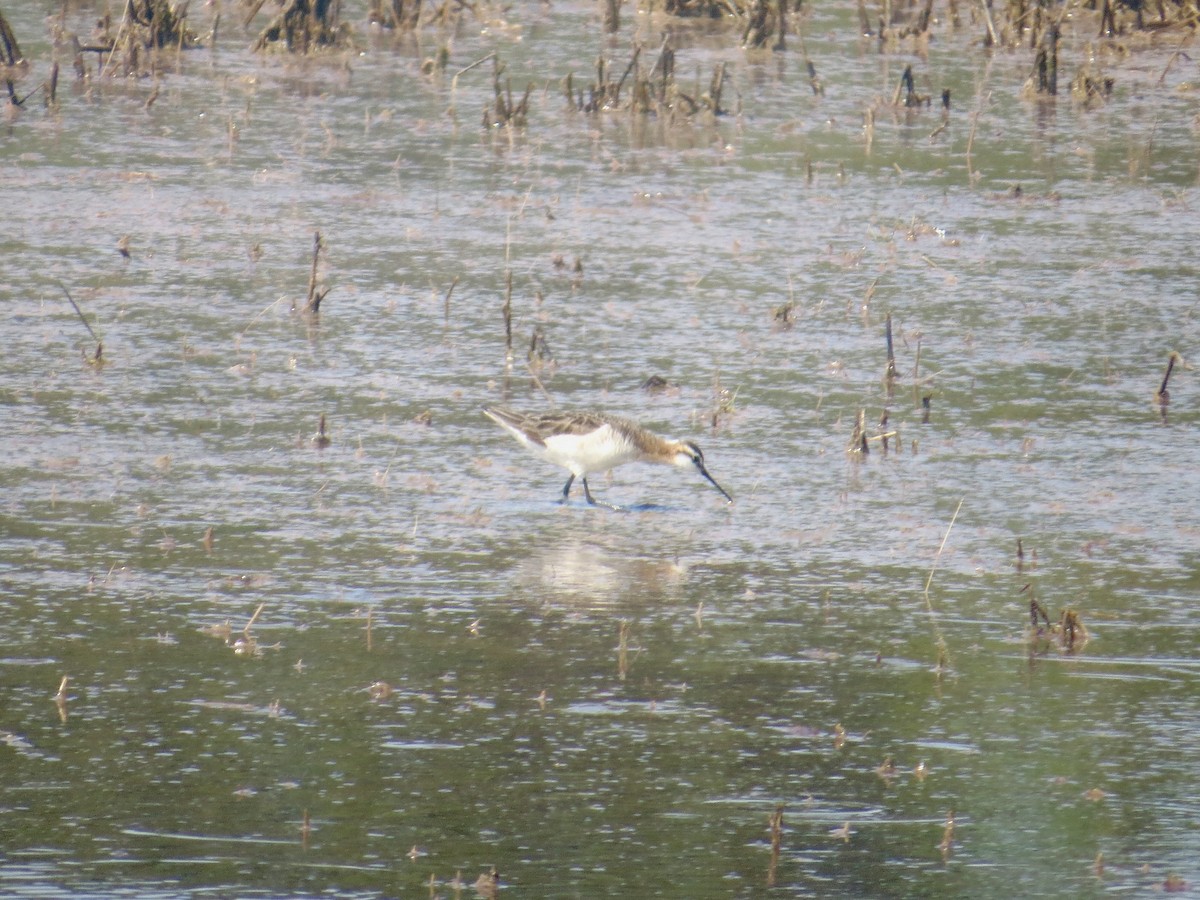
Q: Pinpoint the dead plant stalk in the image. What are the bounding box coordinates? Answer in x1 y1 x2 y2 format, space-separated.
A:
923 498 963 670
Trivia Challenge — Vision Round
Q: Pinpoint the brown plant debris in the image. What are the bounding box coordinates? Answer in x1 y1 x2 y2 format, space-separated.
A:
527 326 554 372
893 64 931 107
0 9 30 103
63 0 201 79
122 0 199 51
254 0 352 53
741 0 790 49
367 0 423 30
655 0 794 48
847 408 868 454
937 809 955 860
484 56 530 127
766 805 783 886
303 231 329 313
1155 350 1183 405
1028 592 1091 653
564 41 728 121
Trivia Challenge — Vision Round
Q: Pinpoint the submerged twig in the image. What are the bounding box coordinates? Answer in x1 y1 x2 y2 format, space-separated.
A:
502 268 513 360
442 275 460 327
922 498 963 673
924 499 963 597
1156 350 1182 404
57 282 103 363
884 313 897 393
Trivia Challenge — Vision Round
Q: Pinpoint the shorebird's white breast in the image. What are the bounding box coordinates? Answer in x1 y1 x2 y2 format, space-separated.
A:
541 423 640 477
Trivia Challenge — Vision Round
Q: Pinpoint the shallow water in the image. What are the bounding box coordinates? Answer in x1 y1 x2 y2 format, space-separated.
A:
2 0 1199 895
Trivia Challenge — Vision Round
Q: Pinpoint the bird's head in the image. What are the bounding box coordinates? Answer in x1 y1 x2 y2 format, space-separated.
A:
672 441 733 504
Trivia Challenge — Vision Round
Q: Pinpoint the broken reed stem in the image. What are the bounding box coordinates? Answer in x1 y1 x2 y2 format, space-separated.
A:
848 408 868 454
312 413 331 448
304 231 323 313
979 0 998 46
58 283 101 343
1156 30 1193 86
502 269 513 359
99 3 132 78
924 498 963 597
1156 350 1181 401
602 0 620 33
57 281 103 360
938 809 956 859
922 498 963 672
244 0 269 28
766 805 784 887
617 619 630 681
449 51 496 115
366 606 373 652
965 92 989 182
244 602 266 634
884 313 897 388
443 275 460 327
892 65 913 106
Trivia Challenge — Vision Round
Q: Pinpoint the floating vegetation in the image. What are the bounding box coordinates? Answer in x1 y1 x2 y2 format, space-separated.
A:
641 374 673 393
367 680 393 700
772 299 795 329
474 867 500 898
1027 591 1091 654
202 602 278 657
710 369 738 430
1070 67 1114 107
846 408 898 454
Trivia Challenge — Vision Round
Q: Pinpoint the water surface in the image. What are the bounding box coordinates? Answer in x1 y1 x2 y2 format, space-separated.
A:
2 0 1198 895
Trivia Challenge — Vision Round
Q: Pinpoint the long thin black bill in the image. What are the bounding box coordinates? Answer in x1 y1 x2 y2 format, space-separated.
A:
697 463 733 504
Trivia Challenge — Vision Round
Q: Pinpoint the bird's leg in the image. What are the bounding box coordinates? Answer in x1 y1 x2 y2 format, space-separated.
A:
561 473 575 503
582 478 626 511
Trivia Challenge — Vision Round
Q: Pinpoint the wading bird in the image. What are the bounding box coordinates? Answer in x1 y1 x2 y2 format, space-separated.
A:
483 407 733 507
